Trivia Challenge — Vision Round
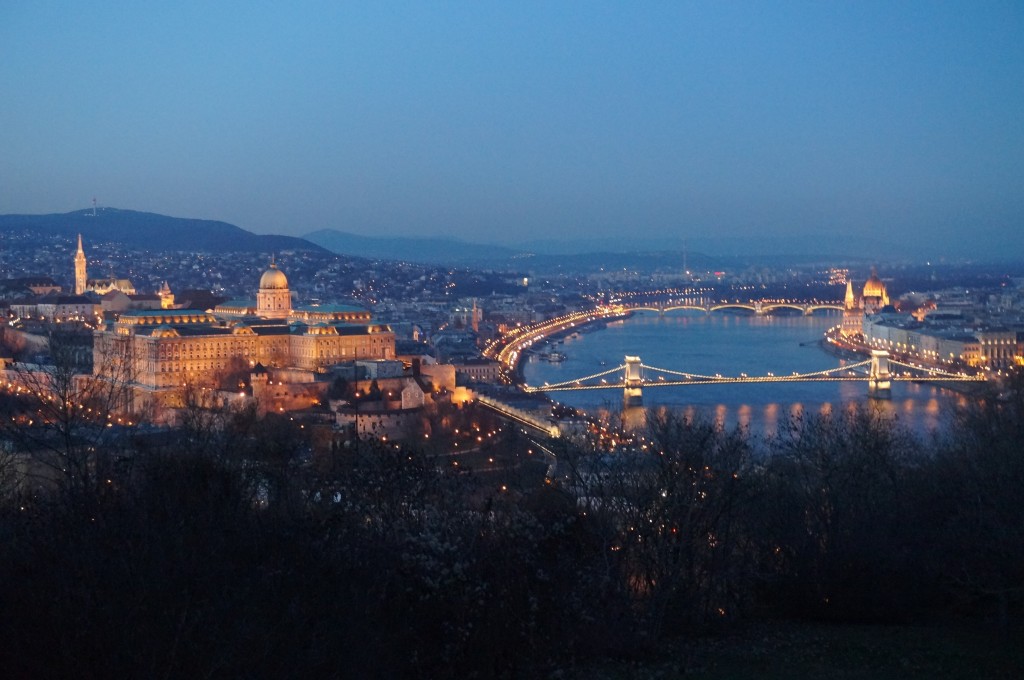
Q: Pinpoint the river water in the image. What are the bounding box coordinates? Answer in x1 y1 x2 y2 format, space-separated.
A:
522 310 966 436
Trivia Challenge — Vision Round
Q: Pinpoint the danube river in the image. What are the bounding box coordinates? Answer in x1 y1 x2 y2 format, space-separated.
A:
522 311 966 435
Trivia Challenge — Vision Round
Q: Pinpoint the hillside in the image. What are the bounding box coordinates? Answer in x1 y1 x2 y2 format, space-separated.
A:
0 208 328 254
305 227 744 272
304 229 523 264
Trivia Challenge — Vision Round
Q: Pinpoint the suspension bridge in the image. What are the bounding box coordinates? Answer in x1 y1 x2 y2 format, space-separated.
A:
522 350 987 405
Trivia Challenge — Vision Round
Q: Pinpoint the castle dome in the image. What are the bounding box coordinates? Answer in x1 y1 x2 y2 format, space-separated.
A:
259 263 288 290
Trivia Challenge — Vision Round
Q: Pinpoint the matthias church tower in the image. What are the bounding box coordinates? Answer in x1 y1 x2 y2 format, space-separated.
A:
74 234 87 295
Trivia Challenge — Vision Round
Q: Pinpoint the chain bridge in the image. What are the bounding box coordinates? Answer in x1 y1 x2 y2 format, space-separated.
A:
522 350 987 405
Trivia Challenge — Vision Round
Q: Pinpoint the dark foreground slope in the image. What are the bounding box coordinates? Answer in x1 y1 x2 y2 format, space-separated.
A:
1 376 1022 678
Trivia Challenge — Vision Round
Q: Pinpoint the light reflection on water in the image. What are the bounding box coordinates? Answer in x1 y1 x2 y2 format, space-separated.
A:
522 311 967 434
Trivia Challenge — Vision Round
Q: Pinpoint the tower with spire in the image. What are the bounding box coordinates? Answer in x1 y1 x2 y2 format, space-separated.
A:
74 234 87 295
841 278 861 338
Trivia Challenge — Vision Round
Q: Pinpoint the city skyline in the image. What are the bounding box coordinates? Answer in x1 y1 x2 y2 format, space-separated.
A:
2 2 1022 258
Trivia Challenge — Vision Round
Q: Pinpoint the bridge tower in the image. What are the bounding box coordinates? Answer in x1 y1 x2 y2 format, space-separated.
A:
868 349 892 399
624 355 643 406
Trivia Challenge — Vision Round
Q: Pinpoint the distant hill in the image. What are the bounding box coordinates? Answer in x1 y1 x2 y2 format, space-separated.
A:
305 228 751 271
307 228 839 273
306 227 905 270
0 208 328 254
516 234 908 260
304 229 524 264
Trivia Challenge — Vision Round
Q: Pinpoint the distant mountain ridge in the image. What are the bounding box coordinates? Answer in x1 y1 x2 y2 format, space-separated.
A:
303 229 524 264
0 208 328 254
303 228 893 270
304 228 747 271
1 208 941 269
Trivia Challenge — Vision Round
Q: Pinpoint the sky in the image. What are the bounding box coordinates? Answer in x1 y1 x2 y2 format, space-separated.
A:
2 1 1023 258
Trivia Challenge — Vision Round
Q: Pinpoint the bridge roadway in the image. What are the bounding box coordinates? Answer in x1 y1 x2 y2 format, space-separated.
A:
475 394 561 438
522 353 987 403
619 300 844 315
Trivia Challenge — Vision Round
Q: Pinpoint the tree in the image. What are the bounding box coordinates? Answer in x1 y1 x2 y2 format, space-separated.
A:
756 404 924 621
0 330 138 501
556 409 759 644
926 370 1024 623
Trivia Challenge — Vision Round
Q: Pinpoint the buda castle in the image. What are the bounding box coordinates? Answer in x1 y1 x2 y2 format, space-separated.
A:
93 259 394 412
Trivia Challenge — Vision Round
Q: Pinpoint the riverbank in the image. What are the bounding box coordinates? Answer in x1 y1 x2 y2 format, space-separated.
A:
820 329 992 398
490 306 631 383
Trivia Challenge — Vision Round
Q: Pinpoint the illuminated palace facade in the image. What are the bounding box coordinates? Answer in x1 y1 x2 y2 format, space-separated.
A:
93 262 395 407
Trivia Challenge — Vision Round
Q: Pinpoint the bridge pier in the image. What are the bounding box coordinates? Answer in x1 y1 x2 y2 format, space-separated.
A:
868 350 892 399
623 355 643 406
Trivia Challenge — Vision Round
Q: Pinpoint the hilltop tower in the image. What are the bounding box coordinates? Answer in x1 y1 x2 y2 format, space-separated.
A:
74 234 87 295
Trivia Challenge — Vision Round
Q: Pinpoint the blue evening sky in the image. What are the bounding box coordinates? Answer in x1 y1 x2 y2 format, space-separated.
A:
2 1 1022 256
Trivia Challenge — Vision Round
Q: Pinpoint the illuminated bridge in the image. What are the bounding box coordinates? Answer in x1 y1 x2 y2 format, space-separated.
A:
619 300 845 315
522 351 987 404
484 301 846 376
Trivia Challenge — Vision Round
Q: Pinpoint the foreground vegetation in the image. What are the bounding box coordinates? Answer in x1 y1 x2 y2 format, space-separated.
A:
570 621 1023 679
0 377 1022 677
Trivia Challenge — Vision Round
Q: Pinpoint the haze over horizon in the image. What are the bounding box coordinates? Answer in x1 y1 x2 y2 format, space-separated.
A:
2 2 1022 258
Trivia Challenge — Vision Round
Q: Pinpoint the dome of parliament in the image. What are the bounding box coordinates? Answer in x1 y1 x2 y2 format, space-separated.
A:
259 264 289 290
862 269 886 298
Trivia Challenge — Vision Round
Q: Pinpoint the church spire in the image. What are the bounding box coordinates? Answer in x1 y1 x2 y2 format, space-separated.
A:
74 233 88 295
